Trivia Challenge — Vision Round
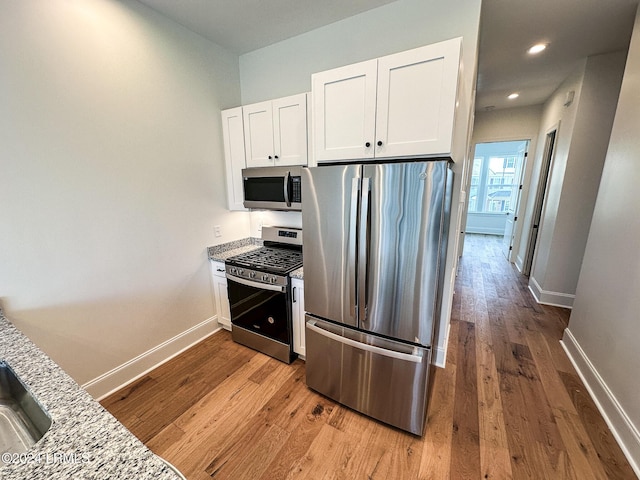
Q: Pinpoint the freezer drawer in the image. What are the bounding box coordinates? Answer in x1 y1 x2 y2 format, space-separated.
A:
305 316 431 435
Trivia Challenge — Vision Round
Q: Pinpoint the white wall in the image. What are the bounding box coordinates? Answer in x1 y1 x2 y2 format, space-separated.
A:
562 6 640 474
469 105 543 265
0 0 249 388
238 0 482 366
529 51 626 308
465 213 507 236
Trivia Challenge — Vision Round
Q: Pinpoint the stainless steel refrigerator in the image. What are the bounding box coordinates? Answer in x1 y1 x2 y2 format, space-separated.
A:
302 160 453 435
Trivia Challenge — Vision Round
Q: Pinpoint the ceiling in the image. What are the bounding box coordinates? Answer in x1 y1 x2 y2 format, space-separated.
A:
477 0 638 111
136 0 399 54
137 0 639 111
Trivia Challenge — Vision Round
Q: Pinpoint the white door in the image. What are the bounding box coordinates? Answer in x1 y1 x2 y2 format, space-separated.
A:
272 93 308 166
502 148 528 261
375 37 461 158
243 101 275 167
220 107 247 211
312 59 378 162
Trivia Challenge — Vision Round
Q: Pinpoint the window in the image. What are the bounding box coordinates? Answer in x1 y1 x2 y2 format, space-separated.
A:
469 141 528 214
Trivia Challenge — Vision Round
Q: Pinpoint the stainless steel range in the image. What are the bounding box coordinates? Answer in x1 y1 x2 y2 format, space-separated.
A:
225 226 302 364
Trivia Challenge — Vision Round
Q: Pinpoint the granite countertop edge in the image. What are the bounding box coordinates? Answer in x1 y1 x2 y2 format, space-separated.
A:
207 237 263 262
0 310 180 479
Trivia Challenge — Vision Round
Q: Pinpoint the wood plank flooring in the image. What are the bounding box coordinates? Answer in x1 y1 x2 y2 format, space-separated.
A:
101 234 635 479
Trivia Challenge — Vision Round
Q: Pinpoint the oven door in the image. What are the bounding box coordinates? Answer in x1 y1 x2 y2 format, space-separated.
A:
226 275 293 362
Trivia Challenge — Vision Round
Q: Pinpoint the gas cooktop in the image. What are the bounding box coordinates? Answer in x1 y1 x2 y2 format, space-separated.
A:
226 246 302 274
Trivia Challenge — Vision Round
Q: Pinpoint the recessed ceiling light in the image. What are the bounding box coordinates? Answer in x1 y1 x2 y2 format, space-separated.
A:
507 93 519 100
528 43 547 54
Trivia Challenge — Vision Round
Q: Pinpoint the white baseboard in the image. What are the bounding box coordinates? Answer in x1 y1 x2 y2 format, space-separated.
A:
465 228 504 236
528 276 575 308
561 329 640 478
83 317 221 401
514 255 524 273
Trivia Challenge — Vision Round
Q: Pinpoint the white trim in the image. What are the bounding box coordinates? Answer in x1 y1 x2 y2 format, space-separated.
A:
433 320 451 368
433 345 446 367
465 227 504 235
528 276 574 309
83 317 221 400
561 329 640 478
514 254 525 273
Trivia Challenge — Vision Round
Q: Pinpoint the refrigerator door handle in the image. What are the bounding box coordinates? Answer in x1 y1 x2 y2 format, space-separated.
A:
306 320 423 363
349 178 360 319
358 177 370 324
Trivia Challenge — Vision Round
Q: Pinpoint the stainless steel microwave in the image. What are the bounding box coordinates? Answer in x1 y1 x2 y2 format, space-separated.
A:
242 166 303 211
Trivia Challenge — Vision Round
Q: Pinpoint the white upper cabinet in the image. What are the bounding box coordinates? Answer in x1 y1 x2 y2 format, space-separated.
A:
312 37 462 163
220 107 247 211
312 60 378 162
243 93 308 168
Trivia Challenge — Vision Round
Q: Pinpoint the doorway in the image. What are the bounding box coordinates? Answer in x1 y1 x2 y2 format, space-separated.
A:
465 140 529 261
523 128 557 276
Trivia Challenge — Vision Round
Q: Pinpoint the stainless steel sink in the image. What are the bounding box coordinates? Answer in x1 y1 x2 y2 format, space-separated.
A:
0 360 52 454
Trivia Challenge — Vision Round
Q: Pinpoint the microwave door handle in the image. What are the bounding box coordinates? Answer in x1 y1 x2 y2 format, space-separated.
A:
349 178 360 320
358 177 370 325
284 171 291 207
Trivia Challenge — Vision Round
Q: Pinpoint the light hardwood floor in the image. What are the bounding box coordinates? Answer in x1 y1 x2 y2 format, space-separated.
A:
101 234 635 479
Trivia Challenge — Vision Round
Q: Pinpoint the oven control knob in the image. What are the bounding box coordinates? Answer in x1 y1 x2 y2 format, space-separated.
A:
237 268 243 275
262 274 269 282
270 276 277 284
230 267 237 274
249 271 256 279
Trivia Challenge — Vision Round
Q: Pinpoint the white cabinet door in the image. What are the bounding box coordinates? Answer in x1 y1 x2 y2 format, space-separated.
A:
375 38 461 158
312 38 461 163
272 93 308 166
243 94 308 168
243 101 276 168
312 59 378 162
291 278 305 357
211 261 231 330
220 108 247 211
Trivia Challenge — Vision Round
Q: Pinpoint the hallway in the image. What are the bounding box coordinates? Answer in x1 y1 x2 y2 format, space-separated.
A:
440 233 634 478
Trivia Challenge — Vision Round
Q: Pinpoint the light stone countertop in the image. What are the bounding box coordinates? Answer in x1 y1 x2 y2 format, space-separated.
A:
0 311 181 480
207 237 262 262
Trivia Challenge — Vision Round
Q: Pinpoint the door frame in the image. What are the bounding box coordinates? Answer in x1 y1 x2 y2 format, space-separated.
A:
461 136 532 258
503 143 529 262
523 123 559 276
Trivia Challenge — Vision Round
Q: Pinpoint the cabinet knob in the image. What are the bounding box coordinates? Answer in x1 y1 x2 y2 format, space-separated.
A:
377 140 383 147
365 142 371 148
274 155 279 159
268 155 272 159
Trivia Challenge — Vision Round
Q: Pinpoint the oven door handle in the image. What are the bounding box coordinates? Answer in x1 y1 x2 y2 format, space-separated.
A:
227 274 286 293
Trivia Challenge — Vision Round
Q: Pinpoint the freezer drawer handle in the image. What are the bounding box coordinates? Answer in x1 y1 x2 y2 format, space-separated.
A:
306 320 423 363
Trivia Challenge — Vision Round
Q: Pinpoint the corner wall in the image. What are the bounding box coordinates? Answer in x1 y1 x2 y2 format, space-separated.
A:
528 50 626 308
562 6 640 475
0 0 249 388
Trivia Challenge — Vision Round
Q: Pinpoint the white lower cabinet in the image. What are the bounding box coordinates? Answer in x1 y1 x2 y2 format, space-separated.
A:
291 277 305 357
211 261 231 330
